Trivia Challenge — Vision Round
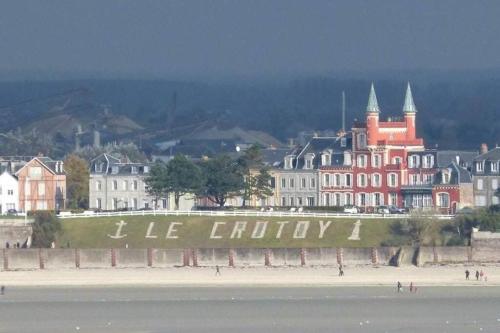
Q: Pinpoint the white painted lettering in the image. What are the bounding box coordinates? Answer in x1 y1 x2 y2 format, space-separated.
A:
318 220 333 239
107 220 127 239
166 222 183 239
145 222 157 239
348 220 362 241
275 221 289 239
293 221 310 239
210 222 226 239
251 221 268 239
230 221 247 239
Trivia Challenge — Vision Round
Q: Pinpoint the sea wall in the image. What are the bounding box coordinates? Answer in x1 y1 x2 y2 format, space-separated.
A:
2 245 500 270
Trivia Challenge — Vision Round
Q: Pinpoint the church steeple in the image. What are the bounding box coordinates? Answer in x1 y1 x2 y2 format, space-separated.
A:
366 83 380 113
403 82 417 113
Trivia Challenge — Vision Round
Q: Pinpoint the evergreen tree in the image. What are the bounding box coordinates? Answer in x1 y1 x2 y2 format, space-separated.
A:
64 154 89 209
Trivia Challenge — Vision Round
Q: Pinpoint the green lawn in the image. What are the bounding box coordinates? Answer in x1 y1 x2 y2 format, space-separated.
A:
57 215 400 248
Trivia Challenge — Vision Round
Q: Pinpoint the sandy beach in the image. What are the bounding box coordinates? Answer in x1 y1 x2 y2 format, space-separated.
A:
1 265 499 287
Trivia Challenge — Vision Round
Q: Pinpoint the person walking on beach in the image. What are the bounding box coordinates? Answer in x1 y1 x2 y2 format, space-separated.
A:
409 282 413 293
465 270 470 280
480 270 484 281
215 265 221 276
0 285 4 295
476 270 480 281
338 265 344 277
397 281 402 293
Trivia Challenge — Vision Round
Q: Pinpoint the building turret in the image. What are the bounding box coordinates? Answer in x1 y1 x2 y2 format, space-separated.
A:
403 82 417 140
366 83 380 146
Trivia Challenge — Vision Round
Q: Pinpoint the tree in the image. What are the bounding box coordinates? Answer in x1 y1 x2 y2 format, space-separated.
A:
144 161 169 208
237 145 274 207
199 155 244 207
64 154 89 209
31 211 61 248
165 155 203 210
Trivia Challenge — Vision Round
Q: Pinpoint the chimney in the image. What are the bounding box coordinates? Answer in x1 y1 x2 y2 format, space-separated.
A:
288 138 295 148
480 143 488 154
60 161 64 173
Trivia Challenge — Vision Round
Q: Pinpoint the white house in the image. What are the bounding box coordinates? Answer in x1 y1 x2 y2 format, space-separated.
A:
0 170 19 214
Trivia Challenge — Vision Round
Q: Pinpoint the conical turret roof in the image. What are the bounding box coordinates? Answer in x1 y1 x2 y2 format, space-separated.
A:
403 82 417 113
366 83 380 113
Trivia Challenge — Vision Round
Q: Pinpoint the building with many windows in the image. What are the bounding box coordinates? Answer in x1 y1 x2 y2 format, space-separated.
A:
472 146 500 207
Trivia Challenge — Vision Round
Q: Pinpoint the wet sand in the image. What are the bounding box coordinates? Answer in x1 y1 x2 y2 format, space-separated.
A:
1 286 499 333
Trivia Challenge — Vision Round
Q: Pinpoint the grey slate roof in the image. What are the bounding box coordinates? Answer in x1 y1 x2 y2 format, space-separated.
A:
294 134 352 169
90 153 152 175
434 161 472 185
437 150 478 168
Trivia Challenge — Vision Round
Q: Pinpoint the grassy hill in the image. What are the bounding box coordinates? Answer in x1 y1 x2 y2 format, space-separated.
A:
57 215 402 249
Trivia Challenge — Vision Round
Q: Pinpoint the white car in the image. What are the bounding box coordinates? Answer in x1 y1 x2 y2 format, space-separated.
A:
343 205 359 214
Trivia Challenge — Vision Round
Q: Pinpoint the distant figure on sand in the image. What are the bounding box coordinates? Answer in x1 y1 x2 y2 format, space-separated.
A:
465 270 470 280
476 270 480 281
338 265 344 277
215 265 221 276
409 282 413 293
397 281 402 293
480 270 484 281
1 285 4 295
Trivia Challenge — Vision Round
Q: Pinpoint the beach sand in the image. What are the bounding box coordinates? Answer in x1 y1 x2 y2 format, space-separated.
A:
1 265 499 287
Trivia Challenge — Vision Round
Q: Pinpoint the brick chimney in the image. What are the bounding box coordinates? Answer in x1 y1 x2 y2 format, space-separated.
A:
480 143 488 155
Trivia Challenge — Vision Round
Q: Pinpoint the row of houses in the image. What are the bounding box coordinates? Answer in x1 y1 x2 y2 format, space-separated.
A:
0 84 497 215
86 84 499 214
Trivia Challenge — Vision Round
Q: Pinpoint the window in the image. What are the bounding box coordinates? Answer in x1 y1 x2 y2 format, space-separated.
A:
423 174 434 184
290 197 295 206
162 199 167 209
357 155 367 168
334 193 341 206
477 179 483 190
281 197 286 206
131 166 138 174
324 174 330 187
372 173 381 187
270 177 276 188
492 162 499 173
111 166 119 174
297 197 303 206
95 163 103 173
358 174 367 187
442 172 450 184
310 178 316 188
305 158 312 169
96 181 102 191
133 180 138 190
493 196 499 205
388 173 398 187
301 178 306 189
7 189 13 195
281 178 286 189
133 198 138 210
358 193 367 206
29 166 42 179
492 179 499 190
143 166 150 173
344 193 352 206
113 180 118 190
341 137 347 147
307 197 315 207
409 174 420 185
112 198 118 210
324 193 330 206
423 155 434 168
437 193 449 207
284 156 294 169
38 183 45 196
334 174 341 187
423 194 433 207
289 178 295 188
345 174 352 187
389 193 398 206
374 193 383 206
475 195 486 207
343 152 352 166
358 133 367 149
96 198 102 209
322 154 331 166
409 155 420 168
393 157 402 165
372 154 381 168
476 162 484 172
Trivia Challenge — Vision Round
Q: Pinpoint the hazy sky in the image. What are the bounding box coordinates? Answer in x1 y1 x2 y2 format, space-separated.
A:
1 0 499 79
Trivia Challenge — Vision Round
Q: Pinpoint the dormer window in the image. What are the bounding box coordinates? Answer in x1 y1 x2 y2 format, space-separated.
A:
442 171 450 184
284 155 294 170
476 161 484 172
343 151 352 166
321 153 331 166
423 154 434 168
409 155 420 168
94 163 103 173
357 133 367 149
340 137 347 147
131 166 138 174
143 166 150 174
111 166 119 174
303 154 314 169
491 161 499 173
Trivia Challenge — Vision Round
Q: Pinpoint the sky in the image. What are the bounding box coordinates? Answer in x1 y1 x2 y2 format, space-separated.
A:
0 0 499 80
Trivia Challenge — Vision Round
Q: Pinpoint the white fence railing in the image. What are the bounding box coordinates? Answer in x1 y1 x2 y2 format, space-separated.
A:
57 209 455 220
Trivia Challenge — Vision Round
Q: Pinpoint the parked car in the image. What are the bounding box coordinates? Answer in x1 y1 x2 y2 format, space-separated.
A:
343 205 360 214
376 205 391 214
6 208 17 215
387 205 406 214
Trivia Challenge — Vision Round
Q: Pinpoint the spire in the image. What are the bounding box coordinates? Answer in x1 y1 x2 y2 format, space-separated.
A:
366 83 380 113
403 82 417 113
